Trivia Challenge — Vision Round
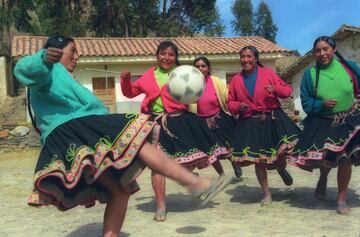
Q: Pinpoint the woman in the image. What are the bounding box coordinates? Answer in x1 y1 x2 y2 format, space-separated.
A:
290 36 360 215
192 56 243 178
228 46 300 206
14 36 229 237
120 41 232 221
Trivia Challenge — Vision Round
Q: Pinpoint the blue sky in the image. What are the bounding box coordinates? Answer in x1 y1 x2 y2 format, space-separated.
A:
217 0 360 55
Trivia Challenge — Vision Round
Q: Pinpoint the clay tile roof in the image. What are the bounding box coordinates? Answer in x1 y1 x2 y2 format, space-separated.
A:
12 35 289 58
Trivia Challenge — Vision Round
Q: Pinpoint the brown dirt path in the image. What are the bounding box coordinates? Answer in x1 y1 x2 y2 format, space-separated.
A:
1 148 360 237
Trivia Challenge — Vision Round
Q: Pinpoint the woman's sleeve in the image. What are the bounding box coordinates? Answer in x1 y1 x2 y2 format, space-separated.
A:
227 77 241 115
348 61 360 85
270 69 292 98
14 49 53 89
300 69 324 115
120 74 144 98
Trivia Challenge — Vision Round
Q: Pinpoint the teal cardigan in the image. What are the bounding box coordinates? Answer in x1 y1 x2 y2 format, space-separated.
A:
14 49 109 144
300 60 360 115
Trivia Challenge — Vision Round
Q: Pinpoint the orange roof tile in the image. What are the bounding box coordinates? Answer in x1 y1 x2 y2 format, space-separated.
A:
12 36 289 58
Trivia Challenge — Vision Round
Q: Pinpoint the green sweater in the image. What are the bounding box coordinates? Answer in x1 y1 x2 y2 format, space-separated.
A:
310 59 354 113
301 59 360 115
150 67 170 113
14 49 108 144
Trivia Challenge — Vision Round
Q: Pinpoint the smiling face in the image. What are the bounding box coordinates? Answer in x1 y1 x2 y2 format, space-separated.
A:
240 48 257 73
194 59 210 77
60 42 78 73
313 40 336 66
156 47 177 71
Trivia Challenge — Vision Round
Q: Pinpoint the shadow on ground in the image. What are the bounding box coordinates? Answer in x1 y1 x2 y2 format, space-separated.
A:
66 222 130 237
135 193 221 213
226 184 360 210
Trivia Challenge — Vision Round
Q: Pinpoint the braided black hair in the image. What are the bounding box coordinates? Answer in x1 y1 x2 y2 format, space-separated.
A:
239 45 264 67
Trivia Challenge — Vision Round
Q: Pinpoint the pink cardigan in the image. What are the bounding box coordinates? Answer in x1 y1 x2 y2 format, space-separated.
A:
121 67 188 113
228 66 292 118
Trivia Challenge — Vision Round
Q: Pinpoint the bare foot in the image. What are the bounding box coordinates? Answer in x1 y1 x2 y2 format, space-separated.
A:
260 196 272 207
337 202 351 215
153 209 167 222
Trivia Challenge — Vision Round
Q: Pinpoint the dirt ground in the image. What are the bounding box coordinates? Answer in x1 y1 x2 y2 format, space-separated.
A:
1 147 360 237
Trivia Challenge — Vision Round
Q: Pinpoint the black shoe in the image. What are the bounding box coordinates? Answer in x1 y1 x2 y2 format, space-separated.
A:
278 169 293 186
232 163 243 178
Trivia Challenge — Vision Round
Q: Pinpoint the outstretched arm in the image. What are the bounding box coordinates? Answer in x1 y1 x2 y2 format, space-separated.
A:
14 48 62 89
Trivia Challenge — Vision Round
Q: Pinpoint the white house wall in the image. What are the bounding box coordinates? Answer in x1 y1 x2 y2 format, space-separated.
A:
291 34 360 119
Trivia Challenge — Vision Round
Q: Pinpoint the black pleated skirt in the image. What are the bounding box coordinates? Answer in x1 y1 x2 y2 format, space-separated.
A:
28 114 155 211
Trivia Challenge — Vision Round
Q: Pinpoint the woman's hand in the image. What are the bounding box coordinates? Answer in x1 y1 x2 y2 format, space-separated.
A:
239 103 250 113
324 99 337 108
206 113 220 129
265 84 276 93
120 70 131 81
45 47 63 64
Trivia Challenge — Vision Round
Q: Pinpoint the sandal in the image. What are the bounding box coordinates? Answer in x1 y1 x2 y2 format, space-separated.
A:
315 180 327 200
337 202 351 215
192 175 232 206
153 209 167 222
277 169 293 186
260 197 272 207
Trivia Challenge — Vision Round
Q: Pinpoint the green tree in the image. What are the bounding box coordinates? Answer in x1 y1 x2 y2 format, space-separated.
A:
253 1 278 42
34 0 90 36
231 0 253 36
156 0 224 37
0 0 35 55
90 0 158 37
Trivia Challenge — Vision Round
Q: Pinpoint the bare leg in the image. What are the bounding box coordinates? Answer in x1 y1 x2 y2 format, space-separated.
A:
255 164 271 206
315 167 331 200
97 172 130 237
151 171 167 221
138 142 210 191
212 160 225 176
337 161 352 215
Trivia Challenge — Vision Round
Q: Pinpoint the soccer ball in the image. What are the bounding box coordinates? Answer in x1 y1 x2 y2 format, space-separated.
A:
168 65 205 104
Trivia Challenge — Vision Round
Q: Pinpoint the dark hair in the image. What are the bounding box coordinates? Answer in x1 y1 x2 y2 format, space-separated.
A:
193 56 212 75
239 45 264 67
44 35 75 49
156 40 180 66
312 36 336 51
312 36 360 97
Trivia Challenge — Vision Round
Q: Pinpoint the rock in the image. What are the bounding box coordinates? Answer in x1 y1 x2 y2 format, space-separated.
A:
9 126 30 137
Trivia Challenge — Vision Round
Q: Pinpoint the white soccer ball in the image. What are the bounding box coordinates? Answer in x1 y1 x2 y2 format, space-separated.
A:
168 65 205 104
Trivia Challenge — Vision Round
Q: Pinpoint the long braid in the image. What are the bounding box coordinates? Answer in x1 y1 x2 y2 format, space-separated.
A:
335 51 360 79
27 87 40 134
